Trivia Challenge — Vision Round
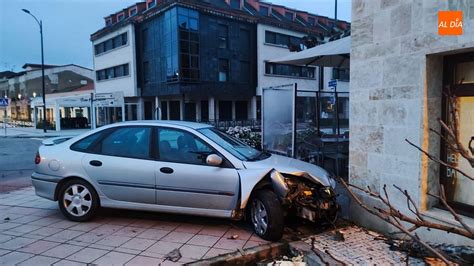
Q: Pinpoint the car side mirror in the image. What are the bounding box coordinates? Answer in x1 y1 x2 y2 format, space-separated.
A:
206 154 223 166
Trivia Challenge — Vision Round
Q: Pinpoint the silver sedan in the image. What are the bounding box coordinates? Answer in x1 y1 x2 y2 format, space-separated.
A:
32 121 338 240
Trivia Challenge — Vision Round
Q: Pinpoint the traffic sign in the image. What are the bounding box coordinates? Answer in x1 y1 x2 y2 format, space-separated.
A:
0 98 8 107
328 79 337 88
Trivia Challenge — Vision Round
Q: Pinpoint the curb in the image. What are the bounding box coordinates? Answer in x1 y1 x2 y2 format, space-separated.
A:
187 242 288 265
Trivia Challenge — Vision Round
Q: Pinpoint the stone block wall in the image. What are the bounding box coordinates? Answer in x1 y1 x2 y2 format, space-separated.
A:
349 0 474 245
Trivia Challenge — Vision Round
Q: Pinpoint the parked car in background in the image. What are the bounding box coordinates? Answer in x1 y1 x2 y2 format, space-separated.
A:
32 121 338 240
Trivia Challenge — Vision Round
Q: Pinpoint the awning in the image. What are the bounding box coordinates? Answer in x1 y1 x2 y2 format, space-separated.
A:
270 36 350 68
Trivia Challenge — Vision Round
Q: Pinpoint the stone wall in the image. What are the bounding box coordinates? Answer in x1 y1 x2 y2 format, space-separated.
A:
349 0 474 245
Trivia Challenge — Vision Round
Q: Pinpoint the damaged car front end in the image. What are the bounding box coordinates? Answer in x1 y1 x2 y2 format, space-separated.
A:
240 154 340 226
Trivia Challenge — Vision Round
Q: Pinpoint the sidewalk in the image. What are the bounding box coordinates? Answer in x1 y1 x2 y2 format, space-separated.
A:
0 125 89 138
0 187 319 265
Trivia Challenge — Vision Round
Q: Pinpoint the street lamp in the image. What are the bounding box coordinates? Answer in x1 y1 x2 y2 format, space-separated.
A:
22 8 47 133
33 92 36 98
18 94 22 100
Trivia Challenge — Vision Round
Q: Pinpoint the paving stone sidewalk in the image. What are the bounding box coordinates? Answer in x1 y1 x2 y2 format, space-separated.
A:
305 225 424 265
0 187 273 265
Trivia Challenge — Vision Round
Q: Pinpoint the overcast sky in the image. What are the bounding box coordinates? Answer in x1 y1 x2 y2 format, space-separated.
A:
0 0 351 72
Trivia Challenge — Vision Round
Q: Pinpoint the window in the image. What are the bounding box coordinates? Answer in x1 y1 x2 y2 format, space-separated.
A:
104 39 113 51
332 68 350 81
95 43 104 55
265 30 301 47
218 24 228 49
259 6 269 16
158 128 213 165
148 0 156 8
96 64 129 81
100 127 151 159
201 100 209 121
285 11 294 20
235 101 248 120
117 13 125 21
106 18 112 26
130 8 137 16
178 7 200 82
219 59 229 82
198 128 262 161
308 17 316 26
219 101 232 120
169 101 180 120
94 32 128 55
161 101 168 120
70 131 106 152
265 62 315 79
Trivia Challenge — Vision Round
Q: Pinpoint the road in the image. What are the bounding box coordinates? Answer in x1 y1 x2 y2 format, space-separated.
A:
0 138 42 192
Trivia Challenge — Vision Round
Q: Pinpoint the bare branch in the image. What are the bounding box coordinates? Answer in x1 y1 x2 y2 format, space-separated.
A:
427 186 474 237
339 178 452 264
405 138 474 181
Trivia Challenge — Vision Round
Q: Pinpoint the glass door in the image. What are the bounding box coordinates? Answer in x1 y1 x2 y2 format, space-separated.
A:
442 52 474 216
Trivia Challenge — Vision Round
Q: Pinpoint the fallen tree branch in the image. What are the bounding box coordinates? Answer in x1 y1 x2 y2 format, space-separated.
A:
405 138 473 181
339 178 452 264
428 186 474 237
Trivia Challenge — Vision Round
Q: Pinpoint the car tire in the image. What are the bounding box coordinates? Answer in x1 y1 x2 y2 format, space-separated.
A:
250 190 284 241
58 179 98 222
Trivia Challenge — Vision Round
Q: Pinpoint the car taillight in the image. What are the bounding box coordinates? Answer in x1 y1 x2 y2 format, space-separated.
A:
35 152 41 164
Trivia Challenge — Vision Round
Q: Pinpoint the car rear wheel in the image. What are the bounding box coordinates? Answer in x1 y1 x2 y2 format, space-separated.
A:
58 179 98 222
250 190 284 241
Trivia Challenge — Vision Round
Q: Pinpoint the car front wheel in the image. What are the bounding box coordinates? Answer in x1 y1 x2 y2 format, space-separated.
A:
250 190 284 241
58 179 98 222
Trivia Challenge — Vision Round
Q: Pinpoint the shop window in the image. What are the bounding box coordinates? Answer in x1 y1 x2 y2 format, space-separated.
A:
219 101 232 121
441 52 474 217
169 101 180 120
235 101 248 120
161 101 168 120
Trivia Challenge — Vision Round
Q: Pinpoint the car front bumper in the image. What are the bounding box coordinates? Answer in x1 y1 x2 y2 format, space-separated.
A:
31 172 61 201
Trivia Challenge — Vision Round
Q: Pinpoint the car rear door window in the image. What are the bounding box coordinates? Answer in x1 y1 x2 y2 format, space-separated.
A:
100 127 152 159
70 131 106 152
158 128 213 165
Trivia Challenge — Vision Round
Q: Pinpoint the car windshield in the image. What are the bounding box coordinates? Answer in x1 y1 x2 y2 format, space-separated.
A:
198 128 269 161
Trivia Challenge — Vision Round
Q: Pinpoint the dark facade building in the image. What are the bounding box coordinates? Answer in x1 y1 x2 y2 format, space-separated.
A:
90 0 349 124
136 4 257 121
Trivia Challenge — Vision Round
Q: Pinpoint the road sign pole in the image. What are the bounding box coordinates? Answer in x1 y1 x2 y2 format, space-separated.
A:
3 108 7 137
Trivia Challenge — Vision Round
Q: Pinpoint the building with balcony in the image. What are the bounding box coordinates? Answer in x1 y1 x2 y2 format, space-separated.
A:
90 0 349 125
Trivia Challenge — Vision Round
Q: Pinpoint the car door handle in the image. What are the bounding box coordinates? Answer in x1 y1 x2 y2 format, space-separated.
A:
89 160 102 167
160 167 174 174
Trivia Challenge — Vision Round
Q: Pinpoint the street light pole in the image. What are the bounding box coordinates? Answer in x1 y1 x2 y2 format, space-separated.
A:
22 9 47 133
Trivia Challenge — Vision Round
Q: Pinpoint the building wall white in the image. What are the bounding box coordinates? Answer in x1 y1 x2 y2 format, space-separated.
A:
350 0 474 246
256 24 349 95
92 24 138 97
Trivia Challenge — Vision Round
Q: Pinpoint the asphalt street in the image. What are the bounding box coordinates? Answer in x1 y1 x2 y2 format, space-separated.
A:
0 138 42 192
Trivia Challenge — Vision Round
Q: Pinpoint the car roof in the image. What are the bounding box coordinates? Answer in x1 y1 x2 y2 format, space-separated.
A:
112 120 214 130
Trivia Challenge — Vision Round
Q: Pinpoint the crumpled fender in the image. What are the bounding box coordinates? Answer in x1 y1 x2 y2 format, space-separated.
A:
238 168 273 209
237 167 333 209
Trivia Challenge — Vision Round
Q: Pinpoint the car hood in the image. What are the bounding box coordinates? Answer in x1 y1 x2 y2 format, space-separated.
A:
242 154 335 188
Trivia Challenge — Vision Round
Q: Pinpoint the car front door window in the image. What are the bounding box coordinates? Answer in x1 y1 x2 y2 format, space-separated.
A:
158 128 213 165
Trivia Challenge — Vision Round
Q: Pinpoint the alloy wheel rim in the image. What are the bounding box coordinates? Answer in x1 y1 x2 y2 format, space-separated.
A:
63 184 92 217
251 199 268 235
